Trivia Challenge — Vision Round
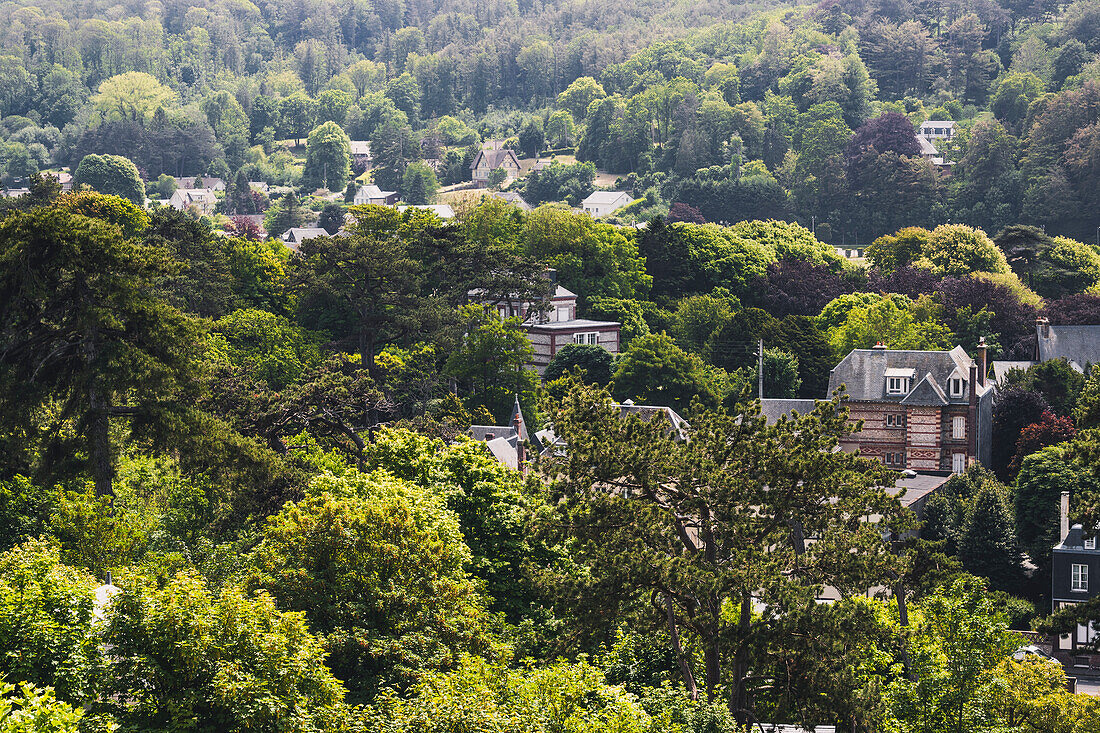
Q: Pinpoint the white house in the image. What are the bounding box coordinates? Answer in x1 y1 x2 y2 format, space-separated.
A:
582 191 633 217
470 148 521 187
169 188 217 216
352 184 398 206
397 204 455 219
175 176 225 191
281 227 329 253
918 120 955 140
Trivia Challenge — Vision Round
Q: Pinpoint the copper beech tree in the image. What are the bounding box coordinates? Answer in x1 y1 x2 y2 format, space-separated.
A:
540 377 911 722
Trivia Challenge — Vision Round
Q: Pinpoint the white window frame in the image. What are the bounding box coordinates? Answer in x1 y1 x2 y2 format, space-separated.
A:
952 452 967 475
886 413 905 428
952 416 966 440
555 305 571 322
1086 536 1097 550
573 332 599 346
1073 563 1089 592
950 378 964 397
886 377 907 394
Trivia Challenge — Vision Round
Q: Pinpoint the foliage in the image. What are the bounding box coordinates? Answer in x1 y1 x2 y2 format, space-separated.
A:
0 679 83 733
302 121 351 191
444 306 538 423
545 343 616 385
73 154 145 206
248 469 495 701
612 332 725 413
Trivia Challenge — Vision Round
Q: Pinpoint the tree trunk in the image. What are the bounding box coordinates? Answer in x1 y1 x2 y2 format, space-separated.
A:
87 378 114 500
896 579 915 682
730 592 753 721
665 593 699 701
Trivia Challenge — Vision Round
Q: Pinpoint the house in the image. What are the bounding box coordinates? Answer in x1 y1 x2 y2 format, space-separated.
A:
476 274 622 375
535 401 689 458
352 184 399 206
470 148 521 188
349 141 371 168
492 191 532 211
55 171 73 192
1052 491 1100 666
1 188 29 198
281 227 328 252
397 203 455 219
175 176 225 191
469 396 534 471
582 191 633 217
919 120 955 140
169 188 217 216
991 319 1100 385
248 181 269 194
825 343 994 473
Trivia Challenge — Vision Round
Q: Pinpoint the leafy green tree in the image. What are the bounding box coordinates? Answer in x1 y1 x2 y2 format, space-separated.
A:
586 297 651 348
301 121 351 192
544 378 904 717
867 227 931 274
885 577 1018 733
371 120 418 192
0 208 202 497
826 294 954 358
557 77 606 120
758 346 801 399
612 332 724 413
1015 446 1084 566
90 72 177 123
73 153 145 205
105 571 352 731
401 161 439 204
200 90 250 168
1074 364 1100 429
957 481 1025 593
277 92 316 145
0 678 84 733
263 191 310 238
545 343 615 384
316 203 345 235
249 470 494 701
210 309 320 389
384 73 422 128
444 306 538 423
518 117 545 157
486 166 508 190
545 110 576 147
1002 359 1085 416
0 539 104 707
990 72 1044 133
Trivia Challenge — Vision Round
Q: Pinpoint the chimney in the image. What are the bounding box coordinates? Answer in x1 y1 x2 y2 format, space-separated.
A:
976 337 988 387
872 342 888 350
1037 316 1050 340
105 571 113 586
968 364 978 460
1061 491 1071 542
546 269 557 285
513 422 525 474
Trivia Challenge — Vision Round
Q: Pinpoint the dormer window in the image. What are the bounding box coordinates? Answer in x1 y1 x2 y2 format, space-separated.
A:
1086 536 1097 550
949 378 964 397
886 377 908 394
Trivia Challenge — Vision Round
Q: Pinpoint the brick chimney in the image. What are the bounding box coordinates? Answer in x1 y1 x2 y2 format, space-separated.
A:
872 342 887 350
1061 491 1071 543
1037 316 1050 340
976 337 988 388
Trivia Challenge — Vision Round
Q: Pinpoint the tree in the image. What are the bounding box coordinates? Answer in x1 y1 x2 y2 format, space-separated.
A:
992 386 1050 479
200 90 250 168
990 72 1044 132
846 111 921 167
277 92 316 145
104 571 352 731
867 227 931 274
558 77 606 120
758 346 801 399
401 162 439 204
1015 446 1083 566
916 224 1011 278
1003 359 1085 416
545 343 615 384
0 678 83 733
544 378 904 718
957 481 1025 593
91 72 177 123
0 208 202 497
0 539 103 707
371 121 418 192
1075 364 1100 429
518 118 545 157
545 110 576 148
444 306 538 423
317 203 345 235
1009 410 1076 476
611 332 724 414
301 121 351 192
486 166 508 191
263 191 309 239
73 154 145 206
885 577 1019 733
248 470 494 701
211 309 320 390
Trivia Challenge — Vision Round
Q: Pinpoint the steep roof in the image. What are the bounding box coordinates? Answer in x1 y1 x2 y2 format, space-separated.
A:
282 227 327 243
759 398 818 425
1037 324 1100 370
828 346 981 403
916 135 938 156
899 373 949 406
397 204 455 219
471 148 519 170
582 191 631 205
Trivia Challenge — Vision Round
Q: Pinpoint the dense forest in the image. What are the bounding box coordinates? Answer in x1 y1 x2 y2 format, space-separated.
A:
5 0 1100 730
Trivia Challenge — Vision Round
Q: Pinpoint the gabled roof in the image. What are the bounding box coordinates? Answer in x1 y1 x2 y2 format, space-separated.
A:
348 141 371 156
582 191 631 205
759 399 819 425
899 373 949 406
282 227 328 243
492 191 531 210
471 148 519 170
916 135 938 156
922 120 955 129
1037 324 1100 370
357 184 396 200
828 346 982 402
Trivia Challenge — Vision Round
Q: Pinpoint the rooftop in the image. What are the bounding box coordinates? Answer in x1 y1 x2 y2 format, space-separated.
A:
828 346 988 403
1037 323 1100 371
582 191 631 205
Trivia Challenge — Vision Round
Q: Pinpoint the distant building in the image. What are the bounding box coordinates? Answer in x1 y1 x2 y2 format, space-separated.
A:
492 191 532 211
281 226 328 252
175 176 225 191
475 274 621 375
470 148 521 188
469 396 533 471
352 184 399 206
348 141 371 168
1052 491 1100 665
991 319 1100 385
169 188 217 216
919 120 955 139
581 191 633 217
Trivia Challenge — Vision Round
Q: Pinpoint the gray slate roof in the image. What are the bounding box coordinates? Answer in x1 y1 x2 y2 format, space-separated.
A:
471 148 518 170
828 346 979 403
759 399 818 425
1037 324 1100 371
899 373 948 406
991 360 1036 386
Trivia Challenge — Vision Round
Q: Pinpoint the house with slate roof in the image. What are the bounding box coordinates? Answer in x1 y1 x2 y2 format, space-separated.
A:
469 396 533 471
470 148 521 188
1036 319 1100 372
826 343 993 473
1052 490 1100 666
581 191 633 217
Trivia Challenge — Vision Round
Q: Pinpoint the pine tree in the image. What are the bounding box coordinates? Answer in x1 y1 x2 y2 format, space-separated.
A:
958 482 1025 593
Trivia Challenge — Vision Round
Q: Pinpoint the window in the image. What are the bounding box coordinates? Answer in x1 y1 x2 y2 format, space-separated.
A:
952 416 966 440
886 413 905 428
555 305 571 322
1073 563 1089 592
886 377 908 394
949 378 964 397
573 332 599 345
952 452 967 474
1086 536 1097 550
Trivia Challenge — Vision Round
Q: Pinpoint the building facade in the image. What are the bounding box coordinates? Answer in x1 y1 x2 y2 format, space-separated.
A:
470 148 521 187
1052 491 1100 666
827 344 994 472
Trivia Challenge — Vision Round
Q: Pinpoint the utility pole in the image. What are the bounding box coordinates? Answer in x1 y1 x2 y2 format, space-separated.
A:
758 338 764 401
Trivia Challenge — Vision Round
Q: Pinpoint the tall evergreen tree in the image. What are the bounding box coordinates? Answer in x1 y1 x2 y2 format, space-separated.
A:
958 482 1025 593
